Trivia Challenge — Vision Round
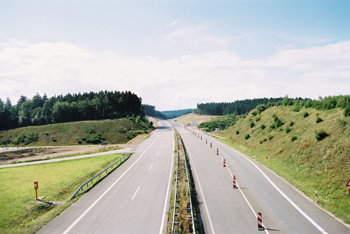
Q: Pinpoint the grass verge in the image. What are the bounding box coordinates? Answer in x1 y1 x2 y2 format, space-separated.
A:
0 153 123 233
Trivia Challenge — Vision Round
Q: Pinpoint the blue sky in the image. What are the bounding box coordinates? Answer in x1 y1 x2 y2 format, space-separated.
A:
0 0 349 110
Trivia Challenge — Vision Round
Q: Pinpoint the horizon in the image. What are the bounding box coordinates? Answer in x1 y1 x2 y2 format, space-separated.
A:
1 1 349 110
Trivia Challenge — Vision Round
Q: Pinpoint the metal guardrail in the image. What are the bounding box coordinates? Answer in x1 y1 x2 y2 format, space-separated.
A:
172 131 196 234
69 153 132 200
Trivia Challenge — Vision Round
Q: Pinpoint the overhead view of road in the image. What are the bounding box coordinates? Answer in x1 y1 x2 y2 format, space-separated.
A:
37 121 174 234
170 122 350 234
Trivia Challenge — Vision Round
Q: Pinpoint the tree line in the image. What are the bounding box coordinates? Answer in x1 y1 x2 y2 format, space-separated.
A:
194 95 350 116
0 90 143 131
142 104 167 119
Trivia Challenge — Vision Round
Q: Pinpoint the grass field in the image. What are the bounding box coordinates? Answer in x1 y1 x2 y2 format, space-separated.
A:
214 105 350 224
0 118 150 147
0 153 123 234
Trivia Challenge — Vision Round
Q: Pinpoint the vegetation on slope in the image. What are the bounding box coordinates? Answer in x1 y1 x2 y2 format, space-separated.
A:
161 109 193 119
216 104 350 223
0 117 153 147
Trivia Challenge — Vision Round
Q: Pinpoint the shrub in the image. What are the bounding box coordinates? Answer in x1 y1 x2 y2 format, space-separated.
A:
244 134 250 140
285 127 291 133
289 121 294 127
50 135 57 142
291 136 297 142
344 107 350 117
251 111 257 116
45 133 49 136
256 116 261 122
82 137 87 141
260 124 266 130
86 134 102 144
270 116 284 130
236 130 239 135
316 117 323 123
77 140 82 144
259 138 267 144
292 106 300 112
256 104 266 114
303 112 309 118
315 130 329 141
250 122 255 128
268 135 273 140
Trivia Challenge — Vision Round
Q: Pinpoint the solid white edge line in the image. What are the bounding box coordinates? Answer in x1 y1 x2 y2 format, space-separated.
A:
62 143 153 234
229 147 328 234
158 130 175 234
131 186 141 200
183 137 216 234
204 129 328 234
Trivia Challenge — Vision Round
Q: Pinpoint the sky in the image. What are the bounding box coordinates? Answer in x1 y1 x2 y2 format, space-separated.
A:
0 0 349 111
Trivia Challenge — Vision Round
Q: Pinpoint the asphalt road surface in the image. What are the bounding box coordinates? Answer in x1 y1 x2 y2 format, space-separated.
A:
171 122 350 234
37 121 174 234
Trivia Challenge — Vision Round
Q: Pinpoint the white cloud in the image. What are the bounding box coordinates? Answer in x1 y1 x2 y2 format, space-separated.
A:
0 40 349 110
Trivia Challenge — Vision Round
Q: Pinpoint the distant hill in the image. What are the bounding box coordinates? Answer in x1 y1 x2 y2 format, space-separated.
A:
142 104 167 119
0 117 152 146
161 109 193 119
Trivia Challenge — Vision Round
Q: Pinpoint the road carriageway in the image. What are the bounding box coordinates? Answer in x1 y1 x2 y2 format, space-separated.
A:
172 122 350 234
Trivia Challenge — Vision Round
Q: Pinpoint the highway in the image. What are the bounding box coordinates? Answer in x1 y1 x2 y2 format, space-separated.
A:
171 122 350 234
37 121 174 234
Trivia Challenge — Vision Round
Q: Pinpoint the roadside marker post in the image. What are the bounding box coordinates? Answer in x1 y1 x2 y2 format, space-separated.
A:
315 191 318 203
210 142 212 147
223 159 226 167
346 179 350 195
217 148 219 155
257 212 264 231
233 175 237 188
206 139 207 144
34 181 38 200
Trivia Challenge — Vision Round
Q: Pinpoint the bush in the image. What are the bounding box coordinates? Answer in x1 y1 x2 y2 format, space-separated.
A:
50 135 57 142
86 128 96 134
236 130 239 135
77 140 82 144
316 117 323 123
285 127 291 133
270 116 284 130
289 121 294 127
256 116 261 122
251 111 257 116
291 136 297 142
268 135 273 140
303 112 309 118
250 122 255 128
316 130 329 141
86 134 102 144
259 138 267 144
344 107 350 117
260 124 266 130
256 104 266 114
292 106 300 112
82 137 87 141
244 134 250 140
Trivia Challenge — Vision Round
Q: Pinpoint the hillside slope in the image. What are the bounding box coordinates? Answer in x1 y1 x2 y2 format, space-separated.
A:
217 106 350 223
0 118 151 146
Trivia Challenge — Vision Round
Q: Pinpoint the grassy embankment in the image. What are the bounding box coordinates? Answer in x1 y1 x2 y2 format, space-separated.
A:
210 106 350 223
0 153 124 234
0 118 151 147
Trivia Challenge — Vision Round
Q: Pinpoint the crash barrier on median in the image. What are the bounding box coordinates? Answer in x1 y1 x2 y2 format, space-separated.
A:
69 153 132 200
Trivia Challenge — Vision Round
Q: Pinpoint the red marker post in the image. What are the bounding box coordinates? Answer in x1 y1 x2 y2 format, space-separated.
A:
346 178 350 195
34 181 38 200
